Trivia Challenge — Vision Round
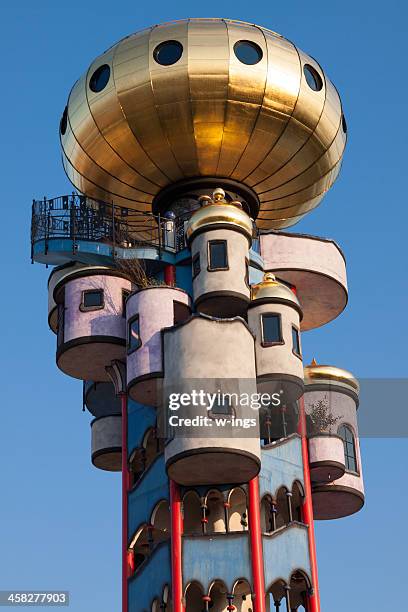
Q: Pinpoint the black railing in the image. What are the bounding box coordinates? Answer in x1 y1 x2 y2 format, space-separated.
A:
31 194 189 258
31 194 261 260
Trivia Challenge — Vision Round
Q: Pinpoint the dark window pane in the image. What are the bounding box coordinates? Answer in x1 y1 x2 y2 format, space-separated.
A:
262 314 282 344
234 40 263 65
209 241 227 270
60 106 68 135
128 316 141 352
89 64 111 93
292 327 301 355
153 40 183 66
303 64 323 91
83 290 103 308
338 425 357 472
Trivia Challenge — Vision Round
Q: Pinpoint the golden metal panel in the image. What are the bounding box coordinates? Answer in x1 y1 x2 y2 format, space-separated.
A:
216 21 268 176
61 18 347 229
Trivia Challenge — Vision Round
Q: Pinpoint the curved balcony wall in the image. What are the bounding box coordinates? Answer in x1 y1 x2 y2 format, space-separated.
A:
163 315 260 485
304 367 364 519
91 415 122 471
55 268 132 381
48 263 93 332
308 434 345 484
191 229 251 318
128 541 171 612
182 533 251 594
259 435 304 499
260 231 348 331
126 287 191 406
263 524 311 597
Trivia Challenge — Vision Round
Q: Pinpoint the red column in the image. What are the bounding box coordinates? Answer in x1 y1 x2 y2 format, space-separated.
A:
121 393 129 612
170 479 184 612
298 396 321 612
164 264 176 287
248 477 266 612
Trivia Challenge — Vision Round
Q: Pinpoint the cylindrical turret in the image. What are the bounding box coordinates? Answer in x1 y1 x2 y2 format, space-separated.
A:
247 273 304 403
185 190 253 317
126 286 191 406
163 315 260 485
54 266 132 381
91 415 122 471
304 361 364 519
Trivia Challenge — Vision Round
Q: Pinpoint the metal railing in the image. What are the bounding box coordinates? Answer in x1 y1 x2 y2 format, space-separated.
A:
31 194 188 259
31 194 260 260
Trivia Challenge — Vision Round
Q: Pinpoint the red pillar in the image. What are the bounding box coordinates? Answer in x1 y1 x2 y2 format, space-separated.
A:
170 479 184 612
164 264 176 287
299 396 321 612
121 393 129 612
248 477 266 612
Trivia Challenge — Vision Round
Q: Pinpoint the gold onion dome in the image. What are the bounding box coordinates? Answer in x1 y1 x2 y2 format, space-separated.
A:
185 188 253 242
60 18 347 229
304 359 360 394
250 273 302 316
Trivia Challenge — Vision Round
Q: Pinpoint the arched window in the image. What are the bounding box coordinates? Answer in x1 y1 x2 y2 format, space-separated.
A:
291 482 304 523
206 490 226 534
183 491 202 535
228 488 248 532
233 579 253 612
185 582 204 611
260 495 275 534
289 571 311 610
338 424 358 473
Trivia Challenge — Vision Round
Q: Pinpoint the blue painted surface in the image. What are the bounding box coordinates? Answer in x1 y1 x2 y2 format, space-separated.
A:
174 262 193 295
128 454 168 537
259 435 304 498
127 401 157 456
262 523 311 589
128 541 171 612
182 533 251 591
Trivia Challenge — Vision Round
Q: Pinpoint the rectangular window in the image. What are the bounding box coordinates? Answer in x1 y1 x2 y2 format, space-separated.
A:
82 289 104 310
122 289 130 317
261 314 282 345
57 303 65 348
128 315 141 353
292 326 301 357
192 253 201 278
245 258 250 288
208 240 228 271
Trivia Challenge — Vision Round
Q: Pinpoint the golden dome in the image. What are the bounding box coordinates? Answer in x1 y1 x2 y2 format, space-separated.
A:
250 273 302 315
60 18 347 230
185 189 253 242
304 360 359 394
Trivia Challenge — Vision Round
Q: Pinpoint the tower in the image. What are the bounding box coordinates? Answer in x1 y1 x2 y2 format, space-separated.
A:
32 19 364 612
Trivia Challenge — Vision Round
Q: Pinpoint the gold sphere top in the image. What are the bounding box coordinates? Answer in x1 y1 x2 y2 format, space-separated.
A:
185 197 253 243
250 273 302 316
304 360 360 395
60 18 347 230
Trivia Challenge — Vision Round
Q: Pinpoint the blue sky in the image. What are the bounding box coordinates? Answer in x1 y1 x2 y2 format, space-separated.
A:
0 1 406 610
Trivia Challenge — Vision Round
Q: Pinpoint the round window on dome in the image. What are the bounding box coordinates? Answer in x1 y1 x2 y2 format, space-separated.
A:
60 106 68 136
153 40 183 66
234 40 263 65
89 64 111 93
303 64 323 91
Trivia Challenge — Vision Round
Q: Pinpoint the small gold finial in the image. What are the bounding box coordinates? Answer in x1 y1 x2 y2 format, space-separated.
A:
310 358 318 366
263 272 276 282
198 194 213 206
212 187 226 202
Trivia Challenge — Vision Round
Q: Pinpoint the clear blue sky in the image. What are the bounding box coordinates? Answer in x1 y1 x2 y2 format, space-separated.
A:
0 1 406 610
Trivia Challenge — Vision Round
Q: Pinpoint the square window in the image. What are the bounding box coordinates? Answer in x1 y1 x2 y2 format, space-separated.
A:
128 315 141 353
292 326 301 357
82 289 104 310
208 240 228 270
261 314 282 345
192 253 201 278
